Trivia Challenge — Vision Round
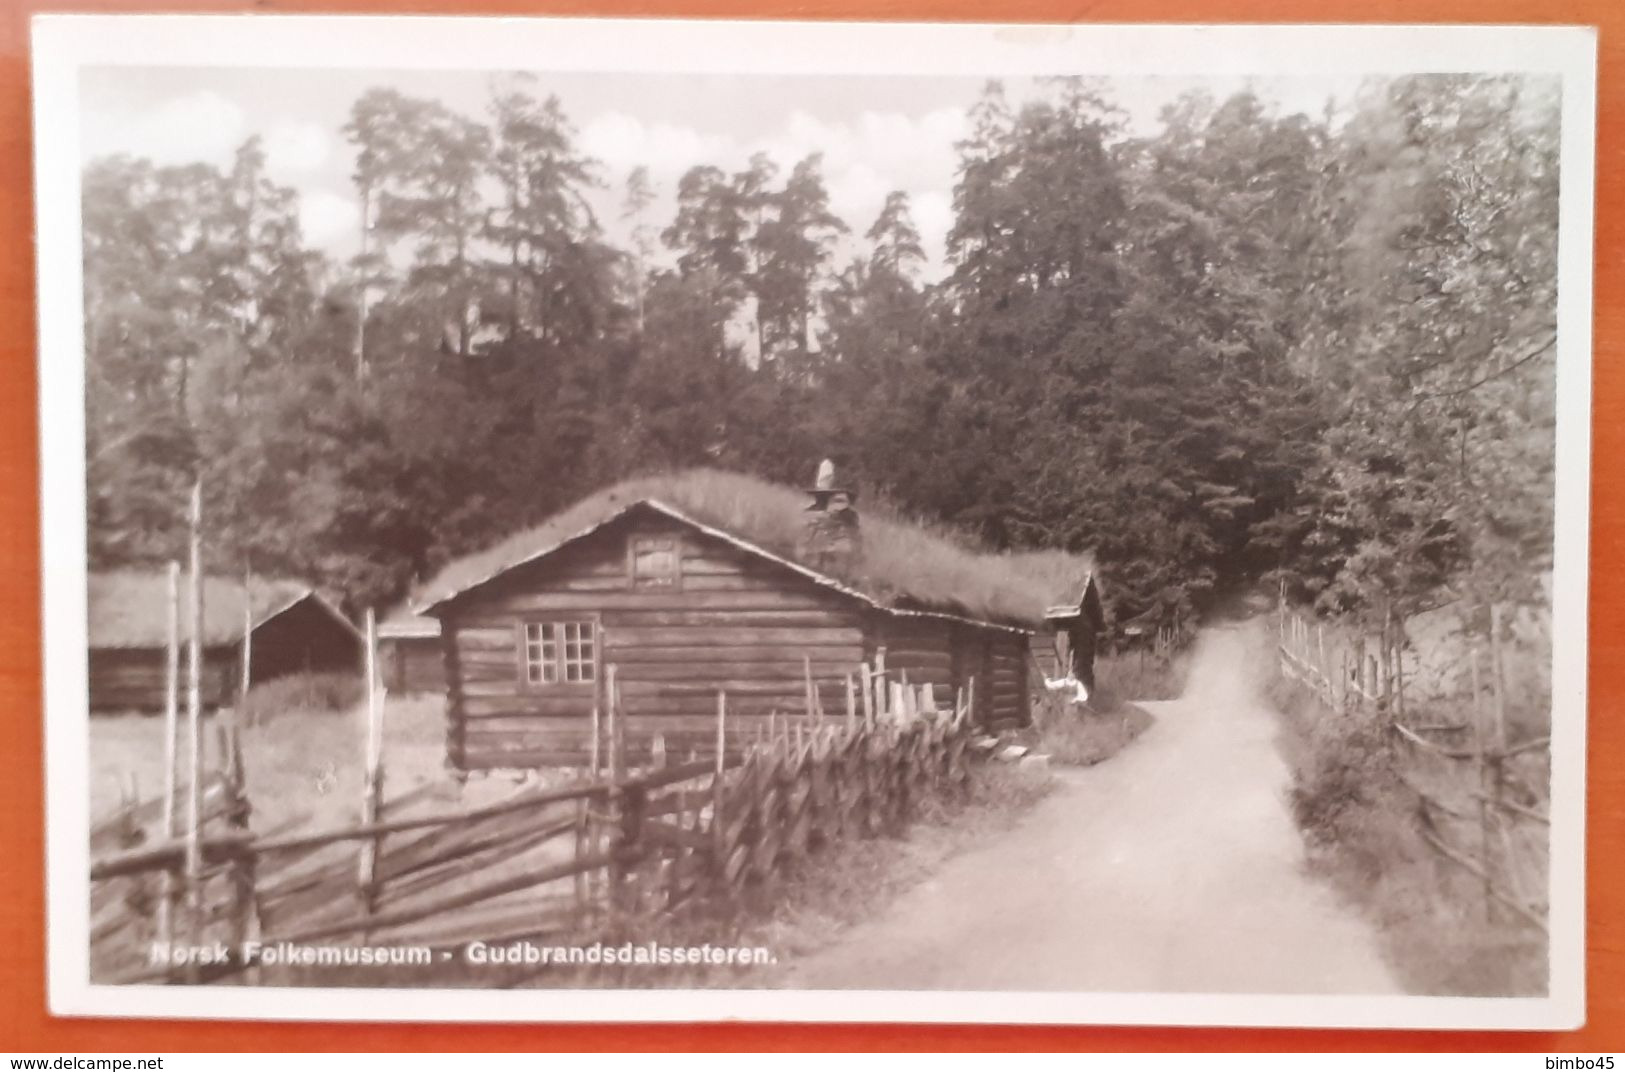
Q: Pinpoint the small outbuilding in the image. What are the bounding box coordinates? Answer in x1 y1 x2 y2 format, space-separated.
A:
414 466 1098 770
88 570 363 712
1034 578 1107 690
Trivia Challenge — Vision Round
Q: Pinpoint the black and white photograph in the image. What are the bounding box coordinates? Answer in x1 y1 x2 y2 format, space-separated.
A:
33 16 1594 1029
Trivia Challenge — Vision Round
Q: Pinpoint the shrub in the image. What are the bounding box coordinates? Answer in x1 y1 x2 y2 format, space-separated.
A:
1271 675 1548 996
1027 684 1154 766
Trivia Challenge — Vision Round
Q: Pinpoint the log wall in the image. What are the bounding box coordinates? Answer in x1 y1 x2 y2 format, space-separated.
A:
88 647 233 712
381 637 447 695
871 615 957 708
90 599 361 713
988 630 1031 728
442 516 866 769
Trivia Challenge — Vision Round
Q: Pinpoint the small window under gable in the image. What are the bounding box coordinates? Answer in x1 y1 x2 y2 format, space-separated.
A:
630 534 681 589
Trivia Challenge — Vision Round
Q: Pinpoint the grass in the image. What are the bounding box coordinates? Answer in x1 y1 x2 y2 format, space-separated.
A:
1013 648 1178 767
413 467 1095 626
241 670 364 720
270 758 1057 991
742 760 1055 985
1095 647 1192 703
1025 686 1154 767
90 682 462 834
1269 674 1548 997
95 679 1055 991
504 759 1058 989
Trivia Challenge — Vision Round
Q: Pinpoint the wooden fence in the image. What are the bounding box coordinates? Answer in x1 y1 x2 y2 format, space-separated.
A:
1276 603 1550 935
89 665 978 985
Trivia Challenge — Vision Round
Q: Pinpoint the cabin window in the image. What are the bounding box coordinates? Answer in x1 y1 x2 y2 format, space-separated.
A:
630 535 680 589
562 621 595 682
522 623 559 684
521 621 596 686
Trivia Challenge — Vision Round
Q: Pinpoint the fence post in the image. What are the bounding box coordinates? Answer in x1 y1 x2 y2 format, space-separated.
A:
183 479 205 983
358 608 385 920
875 648 888 719
1471 646 1494 921
712 690 727 885
1490 604 1510 754
803 655 816 719
1382 601 1395 716
157 559 181 953
239 568 253 724
1489 604 1511 912
223 722 255 981
577 696 600 909
1316 623 1327 702
1395 626 1408 722
606 665 630 925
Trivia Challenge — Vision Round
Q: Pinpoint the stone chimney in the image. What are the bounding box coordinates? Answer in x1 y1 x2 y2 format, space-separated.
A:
799 458 861 577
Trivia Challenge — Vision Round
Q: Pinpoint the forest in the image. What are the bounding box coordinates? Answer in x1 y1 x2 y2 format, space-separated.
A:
81 73 1560 638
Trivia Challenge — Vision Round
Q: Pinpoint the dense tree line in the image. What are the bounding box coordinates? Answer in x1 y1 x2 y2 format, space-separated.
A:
82 74 1560 636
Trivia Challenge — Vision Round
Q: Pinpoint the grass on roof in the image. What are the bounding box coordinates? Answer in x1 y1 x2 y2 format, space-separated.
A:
416 468 1094 627
89 570 311 648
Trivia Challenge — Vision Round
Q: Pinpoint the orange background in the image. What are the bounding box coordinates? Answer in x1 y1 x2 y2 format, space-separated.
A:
0 0 1617 1053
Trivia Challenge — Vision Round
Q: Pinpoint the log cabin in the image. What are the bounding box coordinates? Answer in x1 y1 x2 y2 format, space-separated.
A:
88 570 363 712
415 467 1098 770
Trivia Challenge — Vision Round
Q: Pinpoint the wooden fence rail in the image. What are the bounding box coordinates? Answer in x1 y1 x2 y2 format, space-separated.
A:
1276 601 1549 936
89 660 979 984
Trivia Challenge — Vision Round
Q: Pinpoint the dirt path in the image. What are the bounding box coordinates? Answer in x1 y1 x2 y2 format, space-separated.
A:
782 619 1400 994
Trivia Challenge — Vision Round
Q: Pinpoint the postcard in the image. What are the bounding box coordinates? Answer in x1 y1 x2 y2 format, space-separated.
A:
34 15 1595 1028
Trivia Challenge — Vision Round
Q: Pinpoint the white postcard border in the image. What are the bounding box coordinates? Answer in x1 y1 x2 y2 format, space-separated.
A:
33 14 1597 1030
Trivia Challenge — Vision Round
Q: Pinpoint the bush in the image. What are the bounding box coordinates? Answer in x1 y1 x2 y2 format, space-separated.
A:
242 671 362 721
1271 675 1548 996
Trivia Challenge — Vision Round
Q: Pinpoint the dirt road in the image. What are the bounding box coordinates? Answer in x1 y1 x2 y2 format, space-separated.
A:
782 620 1400 994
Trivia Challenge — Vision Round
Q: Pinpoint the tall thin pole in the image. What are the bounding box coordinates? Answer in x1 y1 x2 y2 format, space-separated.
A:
355 184 371 381
1472 646 1494 921
1490 603 1510 752
156 559 181 946
183 480 205 975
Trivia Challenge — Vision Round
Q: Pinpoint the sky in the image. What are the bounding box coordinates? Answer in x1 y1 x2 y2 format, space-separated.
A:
78 66 1370 281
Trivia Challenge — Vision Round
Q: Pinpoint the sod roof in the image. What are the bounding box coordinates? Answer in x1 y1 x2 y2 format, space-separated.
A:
88 571 354 649
414 468 1095 629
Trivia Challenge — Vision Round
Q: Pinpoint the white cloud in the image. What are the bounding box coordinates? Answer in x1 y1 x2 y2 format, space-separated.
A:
910 189 955 280
757 107 965 192
298 189 359 252
262 121 332 178
579 112 730 185
748 106 967 274
825 161 891 233
86 90 248 168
